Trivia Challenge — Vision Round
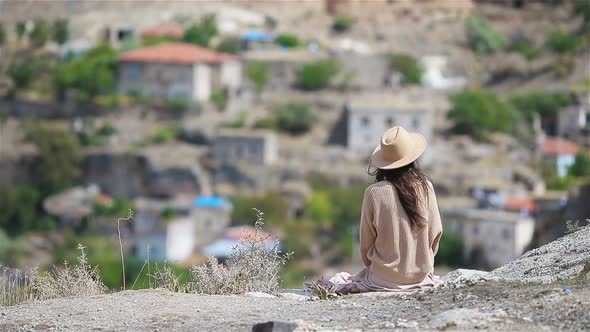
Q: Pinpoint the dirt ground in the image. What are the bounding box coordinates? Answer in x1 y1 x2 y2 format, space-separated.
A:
1 279 589 332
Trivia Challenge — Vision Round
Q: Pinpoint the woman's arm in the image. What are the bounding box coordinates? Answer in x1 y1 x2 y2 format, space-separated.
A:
428 184 443 256
359 188 376 267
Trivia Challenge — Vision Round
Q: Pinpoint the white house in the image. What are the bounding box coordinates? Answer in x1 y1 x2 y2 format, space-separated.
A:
442 208 535 268
212 128 278 166
345 91 443 166
541 136 580 178
118 43 242 102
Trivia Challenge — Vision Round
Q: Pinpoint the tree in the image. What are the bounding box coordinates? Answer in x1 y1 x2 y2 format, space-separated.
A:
307 191 334 226
53 19 69 45
30 18 50 48
448 90 519 140
508 91 572 122
332 16 354 33
275 34 299 48
276 102 317 135
216 36 241 54
465 15 506 54
15 21 27 40
231 192 288 226
183 15 218 47
545 30 578 54
52 44 118 100
574 0 590 32
24 122 82 196
296 59 340 90
246 62 269 94
569 153 590 177
435 233 464 267
0 184 41 236
386 53 423 85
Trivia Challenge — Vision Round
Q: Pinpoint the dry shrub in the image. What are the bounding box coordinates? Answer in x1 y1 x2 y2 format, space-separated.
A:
152 264 183 292
30 244 106 301
0 266 35 306
188 209 292 295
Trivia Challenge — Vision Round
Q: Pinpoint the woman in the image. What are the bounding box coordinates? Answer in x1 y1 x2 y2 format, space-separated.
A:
312 126 443 294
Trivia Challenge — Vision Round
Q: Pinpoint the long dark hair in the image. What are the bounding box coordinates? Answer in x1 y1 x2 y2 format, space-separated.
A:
368 162 430 230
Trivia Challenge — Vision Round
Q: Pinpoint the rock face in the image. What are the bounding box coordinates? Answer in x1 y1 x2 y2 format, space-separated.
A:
491 225 590 283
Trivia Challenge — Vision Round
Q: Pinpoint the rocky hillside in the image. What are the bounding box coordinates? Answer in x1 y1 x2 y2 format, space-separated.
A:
1 226 589 331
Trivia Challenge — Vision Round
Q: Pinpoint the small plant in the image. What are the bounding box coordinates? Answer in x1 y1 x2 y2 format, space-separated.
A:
253 116 278 130
276 102 317 135
0 266 34 306
188 209 292 295
275 33 299 48
546 30 578 54
116 209 134 290
509 32 540 61
332 16 354 33
386 53 423 85
307 280 339 300
210 90 227 112
151 127 180 144
465 15 506 54
296 59 341 91
166 98 190 113
152 264 184 292
247 62 269 94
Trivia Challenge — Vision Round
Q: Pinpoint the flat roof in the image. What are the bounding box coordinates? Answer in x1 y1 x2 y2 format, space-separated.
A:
346 90 446 113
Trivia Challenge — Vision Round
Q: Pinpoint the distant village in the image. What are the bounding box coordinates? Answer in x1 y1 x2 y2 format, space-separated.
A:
0 0 589 283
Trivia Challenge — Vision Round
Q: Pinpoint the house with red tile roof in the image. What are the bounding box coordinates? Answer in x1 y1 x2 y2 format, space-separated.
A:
542 136 579 178
118 43 242 102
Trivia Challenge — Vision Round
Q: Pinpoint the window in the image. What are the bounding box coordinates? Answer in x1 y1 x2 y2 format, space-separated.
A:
361 116 370 128
386 117 394 127
178 71 190 82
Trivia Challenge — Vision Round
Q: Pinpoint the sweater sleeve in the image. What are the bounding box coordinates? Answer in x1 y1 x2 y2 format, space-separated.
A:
428 183 443 256
359 188 376 267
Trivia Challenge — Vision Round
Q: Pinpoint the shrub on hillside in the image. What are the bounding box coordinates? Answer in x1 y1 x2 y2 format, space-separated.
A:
465 15 506 54
253 116 278 130
296 59 341 90
332 16 354 33
508 91 573 121
52 19 68 45
151 127 180 144
30 18 50 48
509 32 540 60
569 153 590 177
188 209 291 295
276 102 317 135
448 90 519 140
183 15 218 47
216 36 241 55
386 53 423 84
210 90 227 112
546 30 578 54
246 62 269 94
275 33 299 48
435 233 464 267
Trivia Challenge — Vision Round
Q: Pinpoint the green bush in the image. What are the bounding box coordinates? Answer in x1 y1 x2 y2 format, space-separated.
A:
332 16 354 33
276 102 317 135
52 19 68 45
216 36 241 54
93 194 134 217
574 0 590 32
509 33 540 60
545 30 578 54
448 90 519 139
246 62 269 94
220 113 246 129
161 206 177 221
386 53 423 84
307 191 334 226
210 90 227 111
253 116 278 129
275 33 299 48
465 15 506 54
231 192 288 226
569 153 590 177
8 61 35 93
30 18 50 48
435 233 464 267
97 123 117 136
165 98 190 113
508 91 572 121
0 23 5 45
183 15 218 47
151 127 179 144
296 59 340 90
15 21 27 40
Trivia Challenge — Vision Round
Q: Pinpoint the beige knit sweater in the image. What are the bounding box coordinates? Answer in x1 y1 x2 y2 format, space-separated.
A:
360 180 443 285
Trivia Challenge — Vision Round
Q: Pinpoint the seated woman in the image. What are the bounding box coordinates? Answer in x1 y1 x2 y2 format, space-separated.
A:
309 126 443 294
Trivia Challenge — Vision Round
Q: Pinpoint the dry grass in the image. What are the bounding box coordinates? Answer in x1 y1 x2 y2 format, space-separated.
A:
152 264 184 292
188 209 292 295
0 244 106 307
306 281 339 300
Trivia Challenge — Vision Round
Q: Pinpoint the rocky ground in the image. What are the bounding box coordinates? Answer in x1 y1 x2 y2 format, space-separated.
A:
1 278 589 332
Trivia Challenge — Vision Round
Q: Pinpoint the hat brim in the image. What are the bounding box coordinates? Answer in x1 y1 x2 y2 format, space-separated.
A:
370 132 426 170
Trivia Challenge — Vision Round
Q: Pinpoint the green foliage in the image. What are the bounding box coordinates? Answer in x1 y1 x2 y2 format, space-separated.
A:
52 44 118 100
220 113 246 129
296 59 340 90
143 36 178 46
448 90 519 139
210 90 227 111
93 194 134 217
231 192 288 226
545 30 578 54
183 15 218 47
332 16 354 33
0 23 5 45
276 102 317 135
253 116 278 130
508 91 572 121
465 15 506 54
275 33 299 48
0 184 42 236
574 0 590 32
246 62 269 94
569 153 590 177
509 33 540 60
8 60 34 92
386 53 423 84
52 19 68 45
307 192 334 226
435 233 464 267
24 122 82 196
165 98 190 113
216 36 241 54
30 18 50 48
151 127 179 144
15 21 27 40
97 123 117 136
161 206 177 221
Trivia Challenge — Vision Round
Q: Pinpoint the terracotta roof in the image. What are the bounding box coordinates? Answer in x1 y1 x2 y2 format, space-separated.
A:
141 23 184 39
505 198 537 213
543 137 579 157
119 43 237 65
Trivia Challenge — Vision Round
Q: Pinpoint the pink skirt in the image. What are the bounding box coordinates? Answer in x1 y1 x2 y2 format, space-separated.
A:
310 267 442 294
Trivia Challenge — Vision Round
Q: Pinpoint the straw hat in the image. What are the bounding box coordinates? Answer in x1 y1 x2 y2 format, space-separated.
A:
370 126 426 170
